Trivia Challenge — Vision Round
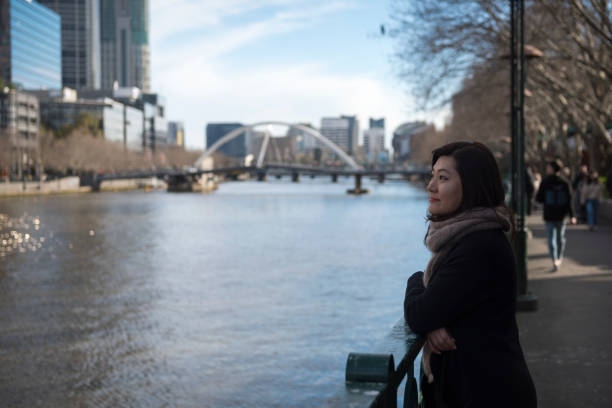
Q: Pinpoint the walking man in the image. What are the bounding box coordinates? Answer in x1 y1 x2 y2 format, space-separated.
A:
535 161 576 272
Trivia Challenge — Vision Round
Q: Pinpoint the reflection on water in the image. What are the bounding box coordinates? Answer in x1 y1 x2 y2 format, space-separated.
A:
0 179 429 407
0 213 45 257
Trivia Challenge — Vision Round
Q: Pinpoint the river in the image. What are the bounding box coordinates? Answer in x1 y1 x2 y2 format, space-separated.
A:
0 178 429 407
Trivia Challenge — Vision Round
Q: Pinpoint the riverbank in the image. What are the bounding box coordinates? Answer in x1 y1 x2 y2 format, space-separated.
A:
0 176 220 197
0 177 90 197
519 211 612 407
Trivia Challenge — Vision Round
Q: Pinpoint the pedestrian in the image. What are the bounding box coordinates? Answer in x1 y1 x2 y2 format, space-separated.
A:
404 141 537 408
606 168 612 197
535 160 576 271
572 164 589 223
581 171 603 231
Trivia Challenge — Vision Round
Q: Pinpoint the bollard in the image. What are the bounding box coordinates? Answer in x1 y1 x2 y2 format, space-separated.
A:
345 353 394 384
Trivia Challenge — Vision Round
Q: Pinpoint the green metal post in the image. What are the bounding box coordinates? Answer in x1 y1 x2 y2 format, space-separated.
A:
512 0 537 311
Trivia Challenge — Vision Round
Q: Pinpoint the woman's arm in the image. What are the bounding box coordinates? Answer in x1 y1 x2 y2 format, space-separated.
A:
404 236 497 335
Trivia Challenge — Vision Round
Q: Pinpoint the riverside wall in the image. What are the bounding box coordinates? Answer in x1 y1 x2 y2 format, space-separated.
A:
0 177 89 197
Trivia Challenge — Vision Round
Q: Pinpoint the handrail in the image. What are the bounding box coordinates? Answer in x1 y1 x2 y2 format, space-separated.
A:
326 319 425 407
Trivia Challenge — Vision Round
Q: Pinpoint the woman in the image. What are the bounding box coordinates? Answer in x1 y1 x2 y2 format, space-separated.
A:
581 171 603 231
404 141 536 408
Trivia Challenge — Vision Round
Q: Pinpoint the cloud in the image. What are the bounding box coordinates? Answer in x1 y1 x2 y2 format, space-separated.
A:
159 61 420 149
150 0 305 42
152 1 355 69
150 0 449 150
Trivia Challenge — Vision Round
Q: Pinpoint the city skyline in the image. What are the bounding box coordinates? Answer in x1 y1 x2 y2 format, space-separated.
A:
150 0 450 150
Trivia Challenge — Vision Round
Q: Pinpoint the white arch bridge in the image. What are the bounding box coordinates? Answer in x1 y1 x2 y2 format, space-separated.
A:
90 121 429 194
194 121 362 171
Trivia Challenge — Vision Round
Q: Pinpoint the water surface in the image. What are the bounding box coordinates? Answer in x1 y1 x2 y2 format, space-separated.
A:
0 178 429 407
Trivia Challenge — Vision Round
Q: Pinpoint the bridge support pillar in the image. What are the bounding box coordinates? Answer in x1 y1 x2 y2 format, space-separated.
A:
257 171 267 182
292 172 300 182
92 178 101 192
331 174 338 183
347 174 369 195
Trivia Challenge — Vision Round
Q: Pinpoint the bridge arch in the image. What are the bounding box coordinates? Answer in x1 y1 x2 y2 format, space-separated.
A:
194 121 362 170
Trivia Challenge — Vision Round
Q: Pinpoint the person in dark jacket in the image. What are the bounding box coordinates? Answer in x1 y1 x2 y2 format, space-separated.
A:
572 164 589 223
404 141 536 408
535 161 576 272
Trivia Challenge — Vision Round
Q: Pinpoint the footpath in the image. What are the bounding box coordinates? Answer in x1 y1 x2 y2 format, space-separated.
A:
518 210 612 408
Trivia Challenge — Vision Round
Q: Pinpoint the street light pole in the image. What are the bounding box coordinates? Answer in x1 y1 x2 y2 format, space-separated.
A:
510 0 537 311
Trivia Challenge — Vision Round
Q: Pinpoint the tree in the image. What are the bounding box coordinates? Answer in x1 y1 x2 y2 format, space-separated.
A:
389 0 612 170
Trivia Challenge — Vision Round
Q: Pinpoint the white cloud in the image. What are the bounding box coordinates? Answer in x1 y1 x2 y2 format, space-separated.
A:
159 60 421 149
150 0 351 47
152 1 355 70
150 0 449 150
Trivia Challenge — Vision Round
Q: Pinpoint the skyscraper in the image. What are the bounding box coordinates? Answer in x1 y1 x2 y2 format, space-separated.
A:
37 0 101 90
320 115 359 155
0 0 61 90
364 117 385 156
167 121 184 147
100 0 150 91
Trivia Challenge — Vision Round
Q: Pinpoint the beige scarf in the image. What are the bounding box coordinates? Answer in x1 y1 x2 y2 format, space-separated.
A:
421 206 511 384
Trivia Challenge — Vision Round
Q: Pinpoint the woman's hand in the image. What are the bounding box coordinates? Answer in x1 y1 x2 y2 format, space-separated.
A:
427 327 457 354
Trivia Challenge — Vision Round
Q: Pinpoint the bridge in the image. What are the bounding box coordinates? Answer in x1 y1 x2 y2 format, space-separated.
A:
92 121 429 193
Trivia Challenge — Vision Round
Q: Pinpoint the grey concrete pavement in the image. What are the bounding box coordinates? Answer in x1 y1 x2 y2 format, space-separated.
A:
517 212 612 408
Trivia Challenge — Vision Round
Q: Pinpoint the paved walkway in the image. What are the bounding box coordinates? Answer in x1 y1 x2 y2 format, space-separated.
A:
517 212 612 408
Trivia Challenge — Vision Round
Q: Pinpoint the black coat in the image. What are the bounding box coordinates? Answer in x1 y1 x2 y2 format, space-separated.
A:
404 229 536 408
535 175 574 222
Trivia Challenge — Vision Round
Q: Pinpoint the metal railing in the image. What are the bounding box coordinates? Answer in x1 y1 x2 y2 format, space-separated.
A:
327 319 425 407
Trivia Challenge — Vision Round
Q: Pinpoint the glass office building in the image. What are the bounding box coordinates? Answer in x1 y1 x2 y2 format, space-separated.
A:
0 0 61 90
100 0 150 91
37 0 101 89
36 90 145 151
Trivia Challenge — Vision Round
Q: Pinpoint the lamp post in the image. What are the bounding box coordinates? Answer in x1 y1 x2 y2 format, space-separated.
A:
510 0 538 311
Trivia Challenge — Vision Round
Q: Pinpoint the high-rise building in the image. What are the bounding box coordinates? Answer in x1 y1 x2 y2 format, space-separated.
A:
364 117 385 156
320 115 359 155
206 123 245 157
100 0 150 91
369 118 385 130
37 0 102 89
0 0 61 90
167 121 184 147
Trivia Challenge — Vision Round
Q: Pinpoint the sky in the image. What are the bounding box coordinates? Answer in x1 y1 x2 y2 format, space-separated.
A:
150 0 450 151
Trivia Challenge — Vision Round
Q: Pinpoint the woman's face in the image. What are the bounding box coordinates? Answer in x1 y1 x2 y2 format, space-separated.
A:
427 155 463 216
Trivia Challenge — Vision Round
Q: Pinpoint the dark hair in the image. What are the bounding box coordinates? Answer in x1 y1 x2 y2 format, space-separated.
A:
548 161 561 173
429 141 510 221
